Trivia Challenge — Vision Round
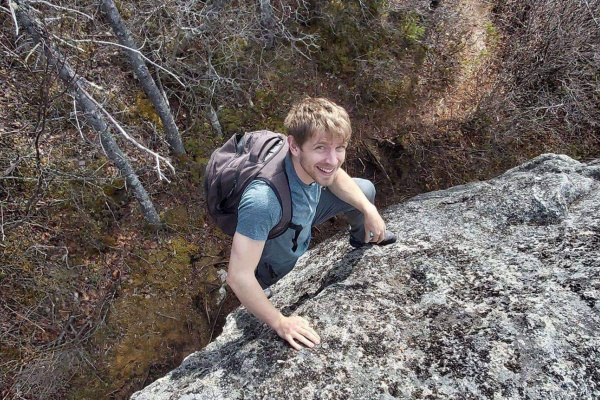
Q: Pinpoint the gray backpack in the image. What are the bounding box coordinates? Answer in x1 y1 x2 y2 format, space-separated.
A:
204 130 292 239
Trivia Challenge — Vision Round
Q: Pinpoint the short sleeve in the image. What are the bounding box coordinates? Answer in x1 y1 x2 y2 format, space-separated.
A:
236 180 282 241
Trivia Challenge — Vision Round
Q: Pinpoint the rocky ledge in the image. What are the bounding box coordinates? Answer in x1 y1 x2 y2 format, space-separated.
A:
133 154 600 400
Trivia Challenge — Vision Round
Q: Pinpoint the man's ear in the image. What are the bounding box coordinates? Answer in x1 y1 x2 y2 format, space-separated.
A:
288 135 301 156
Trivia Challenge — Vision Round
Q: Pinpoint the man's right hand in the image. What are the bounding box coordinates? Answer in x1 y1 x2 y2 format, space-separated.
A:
274 315 321 350
227 232 321 351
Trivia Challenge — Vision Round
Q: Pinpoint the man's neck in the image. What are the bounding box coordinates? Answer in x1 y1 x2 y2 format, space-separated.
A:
289 153 314 185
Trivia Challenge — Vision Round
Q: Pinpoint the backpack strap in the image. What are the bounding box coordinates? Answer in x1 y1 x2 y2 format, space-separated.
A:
256 143 292 239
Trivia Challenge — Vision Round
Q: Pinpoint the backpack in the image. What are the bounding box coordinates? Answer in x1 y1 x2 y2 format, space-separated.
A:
204 130 292 239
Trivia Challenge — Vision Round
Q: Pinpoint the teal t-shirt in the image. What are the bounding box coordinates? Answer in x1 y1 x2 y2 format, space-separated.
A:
236 154 321 287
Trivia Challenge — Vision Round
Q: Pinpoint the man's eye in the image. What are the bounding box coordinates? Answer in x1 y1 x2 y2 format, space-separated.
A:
336 146 346 151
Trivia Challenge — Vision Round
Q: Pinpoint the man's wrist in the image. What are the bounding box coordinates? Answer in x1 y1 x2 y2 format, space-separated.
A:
267 312 285 330
360 202 377 214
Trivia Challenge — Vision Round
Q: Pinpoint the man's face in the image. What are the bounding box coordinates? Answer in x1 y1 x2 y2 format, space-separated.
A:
289 131 347 187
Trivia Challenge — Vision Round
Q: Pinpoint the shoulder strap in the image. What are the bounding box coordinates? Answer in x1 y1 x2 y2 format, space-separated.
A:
256 143 292 239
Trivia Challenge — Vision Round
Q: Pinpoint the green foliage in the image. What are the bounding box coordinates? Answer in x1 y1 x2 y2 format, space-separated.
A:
400 14 426 41
382 77 415 104
67 236 206 399
251 89 286 132
484 21 501 50
102 178 125 197
163 205 205 233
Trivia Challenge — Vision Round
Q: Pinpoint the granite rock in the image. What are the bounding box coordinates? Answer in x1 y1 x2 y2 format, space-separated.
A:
132 154 600 400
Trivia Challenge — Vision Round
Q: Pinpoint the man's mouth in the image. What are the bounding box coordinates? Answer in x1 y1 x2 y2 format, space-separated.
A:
316 166 335 175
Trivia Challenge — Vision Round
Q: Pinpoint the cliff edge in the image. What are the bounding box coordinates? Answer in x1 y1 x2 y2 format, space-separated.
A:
133 154 600 400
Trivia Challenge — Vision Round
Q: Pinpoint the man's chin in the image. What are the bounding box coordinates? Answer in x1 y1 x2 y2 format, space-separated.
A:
316 171 337 187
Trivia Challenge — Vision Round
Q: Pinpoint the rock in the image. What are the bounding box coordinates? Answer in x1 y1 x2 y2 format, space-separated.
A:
132 154 600 400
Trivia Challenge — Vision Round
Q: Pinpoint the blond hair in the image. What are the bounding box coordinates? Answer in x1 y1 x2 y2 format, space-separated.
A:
283 98 352 147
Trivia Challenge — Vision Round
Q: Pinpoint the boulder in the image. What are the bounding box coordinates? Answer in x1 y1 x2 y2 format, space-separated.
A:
132 154 600 400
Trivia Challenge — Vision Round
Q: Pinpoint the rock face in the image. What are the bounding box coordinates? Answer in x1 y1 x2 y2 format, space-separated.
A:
132 154 600 400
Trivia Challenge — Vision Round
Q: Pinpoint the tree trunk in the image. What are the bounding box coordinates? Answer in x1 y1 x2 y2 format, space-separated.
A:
13 0 162 228
258 0 275 49
99 0 186 156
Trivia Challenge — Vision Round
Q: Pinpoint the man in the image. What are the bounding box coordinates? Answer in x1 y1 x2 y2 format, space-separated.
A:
226 98 396 350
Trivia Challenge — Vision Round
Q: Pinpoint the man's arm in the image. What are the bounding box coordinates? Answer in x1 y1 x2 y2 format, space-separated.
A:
226 232 321 350
329 168 386 243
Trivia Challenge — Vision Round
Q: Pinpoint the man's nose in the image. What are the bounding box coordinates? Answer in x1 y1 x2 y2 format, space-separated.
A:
325 149 337 164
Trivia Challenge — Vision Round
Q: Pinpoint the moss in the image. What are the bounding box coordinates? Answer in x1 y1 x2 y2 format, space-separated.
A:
218 108 245 134
163 206 189 227
163 205 204 233
366 74 417 105
68 380 111 400
99 234 118 248
184 134 220 160
114 1 132 20
250 90 286 132
127 237 199 290
102 178 125 197
72 236 208 399
216 103 284 136
129 91 163 128
184 134 220 190
189 159 209 186
69 280 208 398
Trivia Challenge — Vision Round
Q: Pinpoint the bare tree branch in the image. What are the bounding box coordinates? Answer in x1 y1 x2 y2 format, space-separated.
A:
98 0 186 155
12 0 163 227
258 0 275 49
28 0 93 20
70 39 185 87
582 0 600 28
72 98 86 142
1 202 6 242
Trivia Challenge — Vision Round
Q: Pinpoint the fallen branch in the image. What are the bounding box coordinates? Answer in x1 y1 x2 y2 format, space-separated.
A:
1 202 5 242
155 312 180 321
8 0 19 35
82 87 175 182
99 0 186 155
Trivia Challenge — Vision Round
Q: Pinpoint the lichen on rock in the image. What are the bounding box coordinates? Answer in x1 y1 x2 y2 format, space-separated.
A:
132 153 600 400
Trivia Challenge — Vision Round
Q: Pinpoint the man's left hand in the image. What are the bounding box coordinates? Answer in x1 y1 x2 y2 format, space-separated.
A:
363 203 386 243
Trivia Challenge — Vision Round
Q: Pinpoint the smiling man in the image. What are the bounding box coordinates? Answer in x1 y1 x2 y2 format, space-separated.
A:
226 97 396 350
